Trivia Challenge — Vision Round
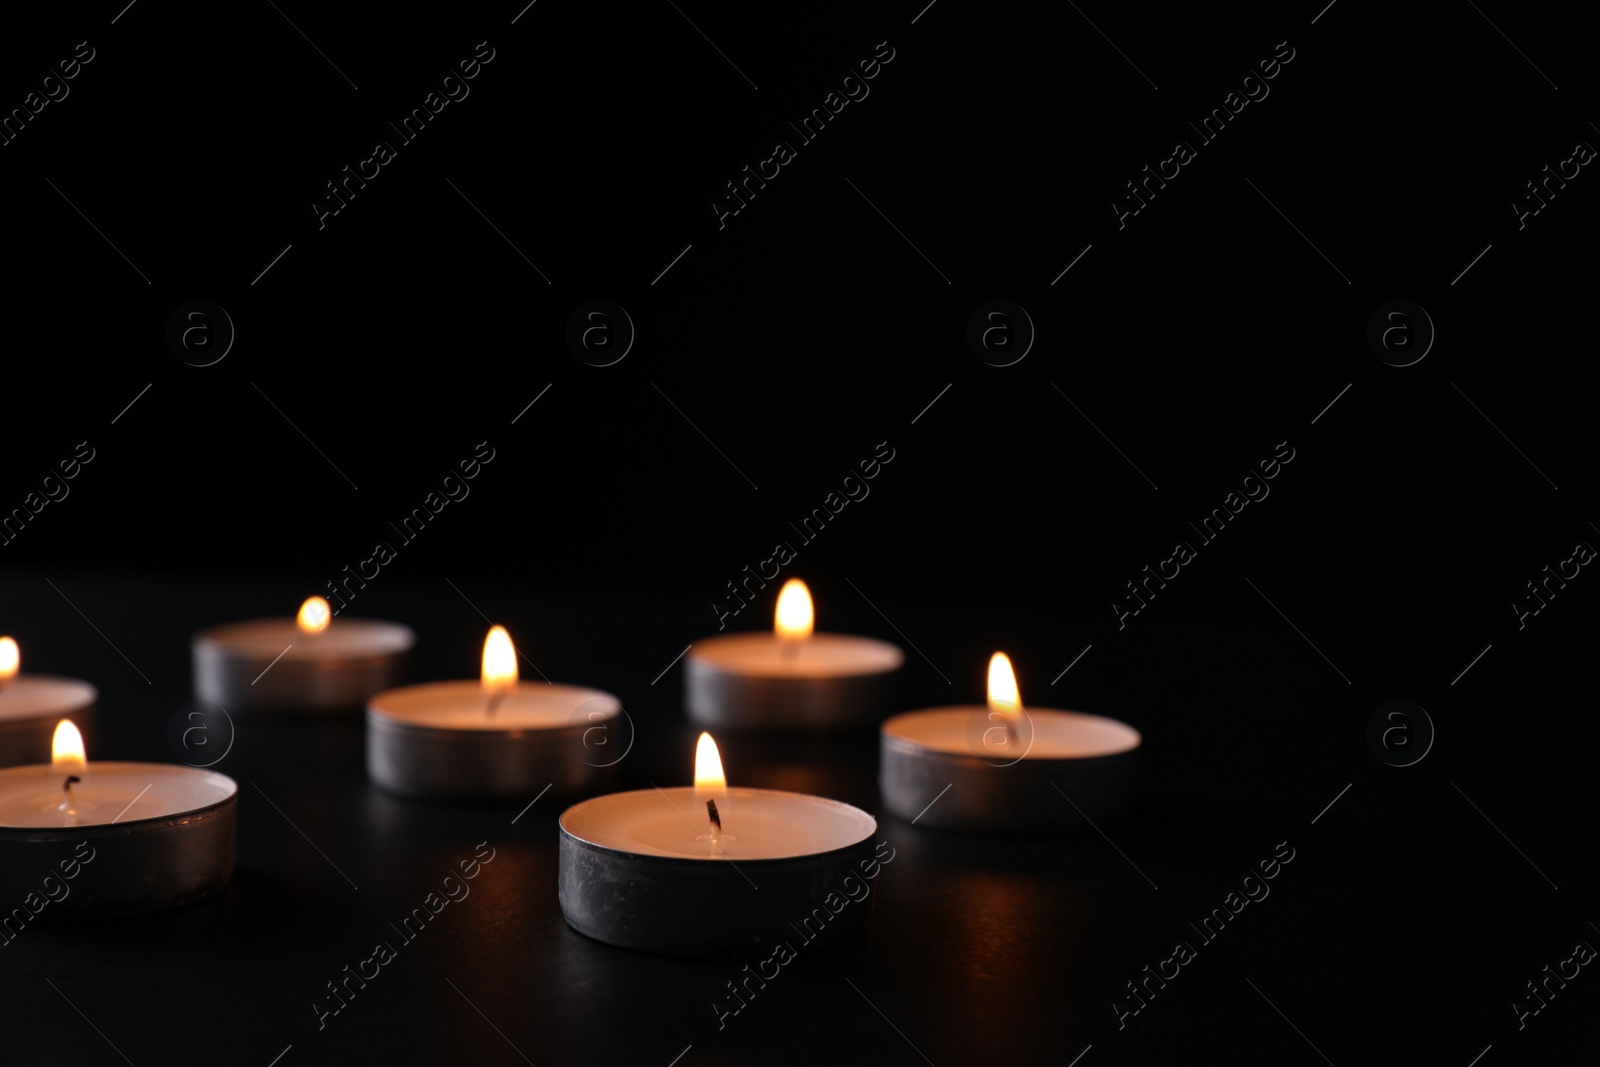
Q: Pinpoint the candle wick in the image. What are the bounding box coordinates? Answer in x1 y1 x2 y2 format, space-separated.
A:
781 639 798 663
486 690 507 720
60 774 81 822
706 798 722 847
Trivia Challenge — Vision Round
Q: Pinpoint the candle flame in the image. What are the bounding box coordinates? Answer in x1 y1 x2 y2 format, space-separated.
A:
52 719 86 775
0 636 17 684
296 596 332 634
481 626 518 691
987 651 1023 722
774 579 814 641
694 731 727 797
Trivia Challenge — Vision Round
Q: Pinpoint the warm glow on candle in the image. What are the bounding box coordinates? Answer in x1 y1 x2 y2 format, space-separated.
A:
987 651 1022 723
481 626 518 691
52 719 86 776
0 636 17 685
296 597 331 634
694 732 727 797
774 579 814 641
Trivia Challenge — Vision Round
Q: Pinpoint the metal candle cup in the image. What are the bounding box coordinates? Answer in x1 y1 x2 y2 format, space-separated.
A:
686 633 903 731
558 786 878 958
687 581 902 732
0 761 236 920
880 706 1140 834
366 681 622 800
0 676 96 769
193 615 413 713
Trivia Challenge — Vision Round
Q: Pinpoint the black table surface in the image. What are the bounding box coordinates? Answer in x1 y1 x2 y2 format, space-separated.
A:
0 572 1594 1066
4 0 1599 1059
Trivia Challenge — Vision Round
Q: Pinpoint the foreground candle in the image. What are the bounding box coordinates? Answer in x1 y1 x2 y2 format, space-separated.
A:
686 579 903 731
368 626 620 799
559 732 878 957
193 597 414 712
0 636 97 769
0 721 236 919
880 652 1140 833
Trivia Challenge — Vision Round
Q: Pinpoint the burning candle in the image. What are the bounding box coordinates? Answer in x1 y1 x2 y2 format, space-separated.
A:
0 636 96 769
880 652 1141 833
558 732 879 957
0 720 237 919
685 579 903 731
193 597 413 713
367 626 621 800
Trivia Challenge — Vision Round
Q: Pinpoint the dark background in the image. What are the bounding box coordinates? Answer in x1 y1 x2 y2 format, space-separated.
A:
1 0 1597 1064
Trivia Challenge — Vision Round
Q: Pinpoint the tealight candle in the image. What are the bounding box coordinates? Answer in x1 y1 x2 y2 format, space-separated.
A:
559 732 879 957
686 579 903 731
367 626 621 799
0 636 97 769
0 721 236 919
880 652 1140 834
193 597 414 712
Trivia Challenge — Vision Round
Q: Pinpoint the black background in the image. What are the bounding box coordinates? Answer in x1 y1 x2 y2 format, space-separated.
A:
1 0 1597 1064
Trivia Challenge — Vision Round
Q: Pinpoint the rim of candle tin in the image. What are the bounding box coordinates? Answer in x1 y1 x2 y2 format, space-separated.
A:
0 798 235 841
881 707 1142 761
0 675 99 718
201 649 412 668
0 763 237 833
688 632 904 678
365 713 613 736
559 787 877 863
194 618 415 658
193 649 409 671
368 681 622 732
